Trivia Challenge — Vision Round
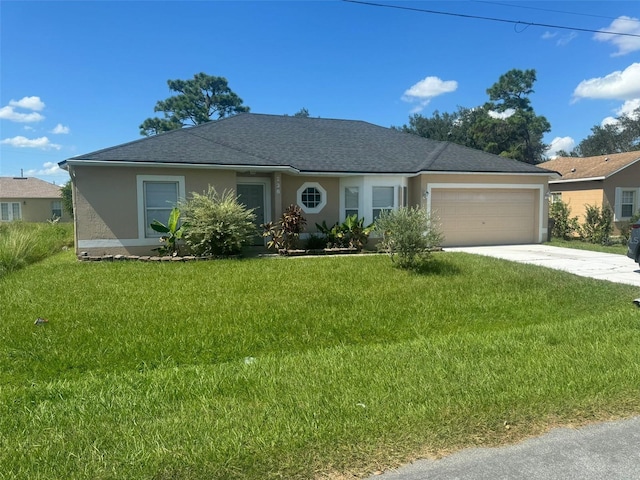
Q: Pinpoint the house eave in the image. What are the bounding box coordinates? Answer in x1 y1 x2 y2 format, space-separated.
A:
550 176 605 184
60 159 300 174
59 159 559 178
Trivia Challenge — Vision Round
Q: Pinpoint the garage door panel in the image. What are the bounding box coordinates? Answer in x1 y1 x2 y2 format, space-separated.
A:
432 189 537 247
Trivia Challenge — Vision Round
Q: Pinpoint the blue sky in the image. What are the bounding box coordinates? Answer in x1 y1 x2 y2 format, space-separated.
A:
1 1 639 184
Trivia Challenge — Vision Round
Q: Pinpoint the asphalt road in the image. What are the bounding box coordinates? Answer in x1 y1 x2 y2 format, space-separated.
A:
369 245 640 480
370 417 640 480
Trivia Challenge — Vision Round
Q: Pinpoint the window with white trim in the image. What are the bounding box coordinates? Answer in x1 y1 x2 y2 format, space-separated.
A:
297 182 326 214
372 186 394 220
0 202 21 221
621 190 635 218
51 200 62 219
144 181 179 237
549 192 562 204
345 186 359 218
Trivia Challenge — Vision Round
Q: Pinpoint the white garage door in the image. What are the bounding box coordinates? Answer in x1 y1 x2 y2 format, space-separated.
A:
431 189 537 247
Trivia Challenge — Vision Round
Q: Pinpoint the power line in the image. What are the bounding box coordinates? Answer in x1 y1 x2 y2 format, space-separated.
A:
342 0 640 38
474 0 640 25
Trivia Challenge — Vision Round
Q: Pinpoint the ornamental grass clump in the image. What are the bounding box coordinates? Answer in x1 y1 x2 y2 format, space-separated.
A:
180 187 256 256
375 206 443 269
0 220 73 277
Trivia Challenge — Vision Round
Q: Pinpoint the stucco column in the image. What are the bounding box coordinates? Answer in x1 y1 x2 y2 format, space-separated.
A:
274 172 283 219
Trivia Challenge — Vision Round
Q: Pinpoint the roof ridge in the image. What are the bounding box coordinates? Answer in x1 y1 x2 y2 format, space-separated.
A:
417 141 450 171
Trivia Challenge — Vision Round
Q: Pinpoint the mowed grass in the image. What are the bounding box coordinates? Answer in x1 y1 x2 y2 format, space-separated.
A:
545 238 628 255
2 252 640 479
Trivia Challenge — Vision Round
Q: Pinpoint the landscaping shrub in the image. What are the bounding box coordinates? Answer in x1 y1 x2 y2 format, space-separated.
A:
304 233 327 250
262 204 306 250
315 214 374 250
581 204 613 245
374 206 443 269
0 220 73 277
180 187 256 256
150 207 185 256
549 200 579 240
620 210 640 243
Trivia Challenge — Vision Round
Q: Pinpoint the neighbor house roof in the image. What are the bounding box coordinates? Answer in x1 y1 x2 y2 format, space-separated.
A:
0 177 62 199
538 151 640 183
61 113 556 176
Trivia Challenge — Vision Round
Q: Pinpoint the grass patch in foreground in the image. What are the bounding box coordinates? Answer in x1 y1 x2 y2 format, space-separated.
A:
1 252 640 479
545 238 627 255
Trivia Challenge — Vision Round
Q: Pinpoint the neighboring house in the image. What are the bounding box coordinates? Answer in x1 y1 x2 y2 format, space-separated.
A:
538 151 640 234
0 176 70 223
58 113 558 256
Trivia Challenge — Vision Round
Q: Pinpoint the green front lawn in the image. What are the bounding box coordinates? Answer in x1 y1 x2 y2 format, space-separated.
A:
2 252 640 479
545 238 628 255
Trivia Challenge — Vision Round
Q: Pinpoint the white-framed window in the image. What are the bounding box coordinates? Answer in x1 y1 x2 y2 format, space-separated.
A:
549 192 562 204
345 186 359 218
297 182 326 214
51 200 63 218
372 186 394 220
137 175 185 239
621 190 635 218
615 187 640 220
0 202 21 221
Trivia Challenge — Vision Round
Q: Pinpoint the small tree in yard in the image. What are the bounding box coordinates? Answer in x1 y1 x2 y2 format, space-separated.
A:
549 200 579 240
581 204 613 245
180 187 256 256
374 206 443 270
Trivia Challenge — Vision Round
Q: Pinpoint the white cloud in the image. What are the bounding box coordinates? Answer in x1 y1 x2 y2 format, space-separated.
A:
9 96 45 111
617 98 640 118
601 116 619 127
25 162 65 176
0 106 45 123
545 137 576 158
488 108 516 120
556 32 577 46
402 76 458 113
573 63 640 101
594 16 640 56
1 136 61 150
51 123 70 134
542 31 577 46
600 98 640 127
0 96 47 123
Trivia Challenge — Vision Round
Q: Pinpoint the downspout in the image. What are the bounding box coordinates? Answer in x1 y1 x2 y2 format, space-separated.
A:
69 165 80 255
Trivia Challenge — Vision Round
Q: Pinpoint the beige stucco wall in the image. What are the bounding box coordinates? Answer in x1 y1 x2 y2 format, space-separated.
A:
1 197 71 223
73 165 552 255
280 175 340 232
72 165 238 255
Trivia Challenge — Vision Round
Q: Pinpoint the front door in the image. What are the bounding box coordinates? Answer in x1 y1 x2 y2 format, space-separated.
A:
237 183 265 245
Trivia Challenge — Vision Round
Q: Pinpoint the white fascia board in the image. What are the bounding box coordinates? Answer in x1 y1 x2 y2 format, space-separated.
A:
424 170 560 178
62 159 298 173
549 176 605 184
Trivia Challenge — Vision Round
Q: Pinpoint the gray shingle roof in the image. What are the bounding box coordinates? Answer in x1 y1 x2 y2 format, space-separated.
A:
0 177 62 199
62 113 554 175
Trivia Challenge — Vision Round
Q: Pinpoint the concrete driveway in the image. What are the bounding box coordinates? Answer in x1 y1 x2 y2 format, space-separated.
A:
447 244 640 287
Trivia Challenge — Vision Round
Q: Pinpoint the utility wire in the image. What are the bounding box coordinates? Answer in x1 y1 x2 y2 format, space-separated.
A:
474 0 640 25
342 0 640 38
